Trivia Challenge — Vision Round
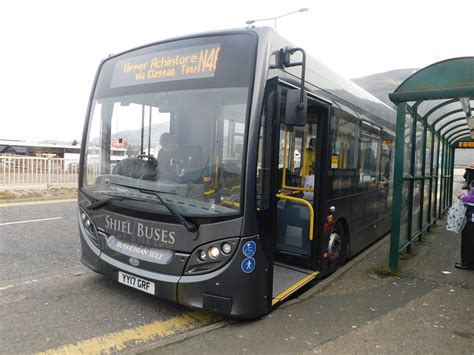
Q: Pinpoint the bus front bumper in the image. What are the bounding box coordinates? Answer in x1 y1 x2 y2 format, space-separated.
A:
80 231 269 318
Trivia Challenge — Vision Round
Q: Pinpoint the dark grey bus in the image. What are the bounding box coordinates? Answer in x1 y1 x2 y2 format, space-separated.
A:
78 27 396 319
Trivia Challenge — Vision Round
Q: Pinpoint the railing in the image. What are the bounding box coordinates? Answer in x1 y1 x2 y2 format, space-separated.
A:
276 192 314 241
0 155 91 190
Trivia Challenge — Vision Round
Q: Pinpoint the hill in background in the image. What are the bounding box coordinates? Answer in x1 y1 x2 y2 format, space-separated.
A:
351 68 418 108
351 69 471 166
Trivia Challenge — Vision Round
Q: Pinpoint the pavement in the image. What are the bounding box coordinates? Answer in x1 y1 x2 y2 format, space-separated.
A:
144 219 474 354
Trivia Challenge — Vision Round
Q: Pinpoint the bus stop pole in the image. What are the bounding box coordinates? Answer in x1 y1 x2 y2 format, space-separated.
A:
390 103 407 271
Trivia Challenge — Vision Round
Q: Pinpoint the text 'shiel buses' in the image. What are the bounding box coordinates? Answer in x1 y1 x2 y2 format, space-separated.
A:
110 44 221 88
78 28 397 319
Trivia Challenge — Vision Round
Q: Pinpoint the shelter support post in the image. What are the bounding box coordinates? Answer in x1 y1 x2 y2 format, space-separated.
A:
428 128 435 226
390 103 407 271
434 133 441 219
406 108 417 252
449 147 455 206
439 139 445 216
419 123 427 233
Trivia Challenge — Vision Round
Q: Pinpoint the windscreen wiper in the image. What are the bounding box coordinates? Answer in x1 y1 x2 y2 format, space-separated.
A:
139 189 197 233
86 196 123 211
86 193 151 211
104 180 197 233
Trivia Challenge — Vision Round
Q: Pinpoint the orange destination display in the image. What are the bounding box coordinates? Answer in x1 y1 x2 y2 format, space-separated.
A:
457 141 474 148
110 43 221 88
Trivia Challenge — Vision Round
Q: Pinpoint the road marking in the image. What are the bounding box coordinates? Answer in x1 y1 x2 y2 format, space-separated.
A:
0 217 63 226
0 198 76 208
0 266 88 293
0 285 13 291
38 311 218 354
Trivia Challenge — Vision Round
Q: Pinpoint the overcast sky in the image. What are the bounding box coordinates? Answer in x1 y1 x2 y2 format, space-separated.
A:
1 0 473 142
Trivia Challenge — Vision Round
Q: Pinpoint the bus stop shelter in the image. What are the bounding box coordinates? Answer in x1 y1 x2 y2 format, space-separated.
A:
388 57 474 271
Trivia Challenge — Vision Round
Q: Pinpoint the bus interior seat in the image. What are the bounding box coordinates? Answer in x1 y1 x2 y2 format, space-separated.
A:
181 145 203 169
276 199 311 256
112 157 159 180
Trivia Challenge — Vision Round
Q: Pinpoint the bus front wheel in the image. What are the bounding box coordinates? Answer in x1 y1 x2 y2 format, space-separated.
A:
328 223 348 267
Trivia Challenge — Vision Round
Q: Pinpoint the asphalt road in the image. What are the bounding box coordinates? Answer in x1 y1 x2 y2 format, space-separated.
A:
0 201 217 354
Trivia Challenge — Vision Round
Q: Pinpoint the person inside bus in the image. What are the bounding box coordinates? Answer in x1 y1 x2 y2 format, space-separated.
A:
301 138 316 176
157 132 187 180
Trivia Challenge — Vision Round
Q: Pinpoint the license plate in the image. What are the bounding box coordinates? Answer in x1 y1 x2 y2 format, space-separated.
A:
118 271 155 295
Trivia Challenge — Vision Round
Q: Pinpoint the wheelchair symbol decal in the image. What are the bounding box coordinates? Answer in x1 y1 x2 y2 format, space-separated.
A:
242 241 256 257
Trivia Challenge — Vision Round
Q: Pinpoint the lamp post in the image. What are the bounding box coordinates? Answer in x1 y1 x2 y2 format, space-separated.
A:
246 8 309 28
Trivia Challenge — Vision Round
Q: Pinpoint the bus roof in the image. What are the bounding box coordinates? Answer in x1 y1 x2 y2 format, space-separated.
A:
250 26 396 132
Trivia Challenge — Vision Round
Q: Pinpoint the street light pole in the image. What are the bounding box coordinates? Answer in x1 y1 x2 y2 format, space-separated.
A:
246 8 309 28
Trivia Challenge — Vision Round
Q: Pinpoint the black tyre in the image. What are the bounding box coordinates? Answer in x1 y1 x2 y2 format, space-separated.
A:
328 222 348 268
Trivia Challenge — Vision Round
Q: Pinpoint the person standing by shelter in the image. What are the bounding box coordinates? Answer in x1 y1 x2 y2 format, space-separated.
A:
456 181 474 270
462 162 474 190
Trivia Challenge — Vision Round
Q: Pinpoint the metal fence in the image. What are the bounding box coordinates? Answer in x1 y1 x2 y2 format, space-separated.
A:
0 155 85 190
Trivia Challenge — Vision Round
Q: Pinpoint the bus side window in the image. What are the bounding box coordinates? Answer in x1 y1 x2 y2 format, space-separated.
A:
329 107 359 198
358 121 381 189
380 131 394 184
330 108 359 170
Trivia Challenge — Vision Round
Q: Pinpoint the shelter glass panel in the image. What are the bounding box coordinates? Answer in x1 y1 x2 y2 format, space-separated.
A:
420 100 460 126
400 180 410 243
440 120 465 137
425 130 432 176
415 121 424 177
431 177 437 220
423 179 430 226
411 180 421 237
403 114 413 176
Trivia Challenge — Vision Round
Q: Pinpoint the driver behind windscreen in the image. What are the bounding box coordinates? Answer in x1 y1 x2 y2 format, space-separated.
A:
158 132 188 180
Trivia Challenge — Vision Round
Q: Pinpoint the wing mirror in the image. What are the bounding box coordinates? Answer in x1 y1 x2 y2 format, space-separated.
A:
283 89 307 126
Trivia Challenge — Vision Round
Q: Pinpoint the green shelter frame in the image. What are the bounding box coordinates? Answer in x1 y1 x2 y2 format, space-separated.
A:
388 57 474 270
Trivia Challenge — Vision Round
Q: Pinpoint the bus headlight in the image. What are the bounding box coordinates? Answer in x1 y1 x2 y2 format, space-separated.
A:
208 246 220 259
79 208 101 248
198 250 207 261
221 242 232 255
184 238 239 275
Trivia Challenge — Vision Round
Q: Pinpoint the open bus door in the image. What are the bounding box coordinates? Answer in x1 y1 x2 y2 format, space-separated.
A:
259 78 331 306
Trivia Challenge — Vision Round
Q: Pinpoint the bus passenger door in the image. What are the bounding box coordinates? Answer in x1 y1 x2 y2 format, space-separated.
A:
274 97 325 269
257 80 330 306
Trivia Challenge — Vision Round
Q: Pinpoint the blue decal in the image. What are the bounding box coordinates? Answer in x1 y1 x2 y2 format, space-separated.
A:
241 257 256 273
242 241 256 257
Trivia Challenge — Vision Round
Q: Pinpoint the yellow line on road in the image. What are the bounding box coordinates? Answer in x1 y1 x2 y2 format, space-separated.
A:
38 311 217 354
0 285 13 291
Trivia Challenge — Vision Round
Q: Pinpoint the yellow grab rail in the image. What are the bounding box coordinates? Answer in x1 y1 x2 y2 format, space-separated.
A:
203 152 219 196
276 193 314 241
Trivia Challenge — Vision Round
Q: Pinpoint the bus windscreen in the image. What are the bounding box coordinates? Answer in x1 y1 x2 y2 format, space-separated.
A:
82 33 256 218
